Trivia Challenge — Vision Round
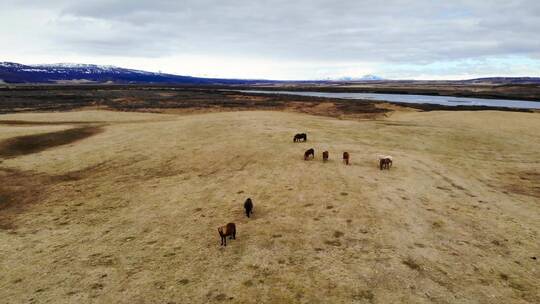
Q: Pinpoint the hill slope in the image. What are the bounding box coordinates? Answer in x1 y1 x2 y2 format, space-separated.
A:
0 110 538 303
0 62 260 84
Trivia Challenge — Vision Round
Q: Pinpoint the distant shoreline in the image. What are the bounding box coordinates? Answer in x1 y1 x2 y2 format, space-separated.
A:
0 85 537 115
2 82 539 102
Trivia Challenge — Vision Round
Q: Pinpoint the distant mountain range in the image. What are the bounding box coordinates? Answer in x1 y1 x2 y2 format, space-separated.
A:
1 62 539 85
0 62 262 85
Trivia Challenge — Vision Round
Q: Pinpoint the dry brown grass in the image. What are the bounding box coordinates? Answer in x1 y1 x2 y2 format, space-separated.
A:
0 109 539 303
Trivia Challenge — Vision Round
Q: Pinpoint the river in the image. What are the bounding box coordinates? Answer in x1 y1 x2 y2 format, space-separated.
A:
236 90 540 109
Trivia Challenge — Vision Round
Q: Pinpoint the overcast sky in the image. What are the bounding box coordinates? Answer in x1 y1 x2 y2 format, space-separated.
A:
1 0 539 80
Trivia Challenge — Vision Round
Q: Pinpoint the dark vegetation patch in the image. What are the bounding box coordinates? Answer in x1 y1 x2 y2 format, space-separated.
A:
352 290 375 303
500 170 540 198
0 120 102 126
324 240 342 246
403 257 422 271
392 102 533 113
0 85 392 118
333 231 344 238
239 83 540 102
0 126 103 158
0 168 51 229
432 220 444 229
0 162 106 229
0 85 532 118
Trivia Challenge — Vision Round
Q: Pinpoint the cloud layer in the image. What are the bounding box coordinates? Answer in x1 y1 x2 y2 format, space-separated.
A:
1 0 539 79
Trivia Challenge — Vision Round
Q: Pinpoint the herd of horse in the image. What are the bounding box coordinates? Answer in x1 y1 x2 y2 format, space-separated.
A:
218 132 394 246
297 133 392 169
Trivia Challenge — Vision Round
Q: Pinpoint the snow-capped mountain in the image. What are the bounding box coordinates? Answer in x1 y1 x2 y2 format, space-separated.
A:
0 62 257 84
324 74 385 82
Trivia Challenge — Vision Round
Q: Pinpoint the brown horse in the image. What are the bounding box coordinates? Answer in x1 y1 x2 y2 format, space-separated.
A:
343 152 350 165
304 148 315 160
379 156 392 170
218 223 236 246
322 151 329 162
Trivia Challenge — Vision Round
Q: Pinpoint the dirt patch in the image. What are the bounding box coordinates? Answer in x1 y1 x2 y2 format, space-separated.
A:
0 126 103 158
0 162 106 229
500 170 540 198
403 257 422 271
0 168 52 229
333 231 344 238
352 290 375 303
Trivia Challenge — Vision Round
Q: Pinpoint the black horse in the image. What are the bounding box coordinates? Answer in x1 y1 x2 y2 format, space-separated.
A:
293 133 307 142
379 157 392 170
244 198 253 218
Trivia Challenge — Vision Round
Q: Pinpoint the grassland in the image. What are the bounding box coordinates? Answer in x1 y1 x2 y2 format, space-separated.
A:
0 108 539 303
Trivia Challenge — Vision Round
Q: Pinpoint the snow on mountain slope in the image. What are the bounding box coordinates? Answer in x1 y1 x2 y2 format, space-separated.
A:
0 62 257 84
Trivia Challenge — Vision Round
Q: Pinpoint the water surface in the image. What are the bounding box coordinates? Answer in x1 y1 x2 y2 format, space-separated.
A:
237 90 540 109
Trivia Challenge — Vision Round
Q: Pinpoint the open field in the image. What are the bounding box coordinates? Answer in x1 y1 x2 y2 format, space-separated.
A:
0 85 537 116
0 109 539 303
253 81 540 102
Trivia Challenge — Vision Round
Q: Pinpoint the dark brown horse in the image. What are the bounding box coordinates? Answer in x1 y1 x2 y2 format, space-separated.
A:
343 152 350 165
218 223 236 246
244 198 253 218
304 148 315 160
322 151 329 162
293 133 307 142
379 156 392 170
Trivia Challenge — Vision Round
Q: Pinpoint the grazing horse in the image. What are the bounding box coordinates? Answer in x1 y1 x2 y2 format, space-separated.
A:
343 152 350 165
322 151 329 162
304 148 315 160
218 223 236 246
244 198 253 218
379 156 393 170
293 133 307 142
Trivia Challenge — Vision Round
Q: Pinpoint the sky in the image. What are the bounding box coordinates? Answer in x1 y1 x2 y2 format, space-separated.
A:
1 0 539 80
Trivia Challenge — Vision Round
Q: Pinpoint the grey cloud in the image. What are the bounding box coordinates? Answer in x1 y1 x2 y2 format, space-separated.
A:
1 0 540 77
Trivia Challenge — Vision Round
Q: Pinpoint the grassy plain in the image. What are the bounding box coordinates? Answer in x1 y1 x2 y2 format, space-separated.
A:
0 109 539 303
